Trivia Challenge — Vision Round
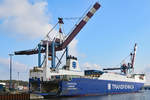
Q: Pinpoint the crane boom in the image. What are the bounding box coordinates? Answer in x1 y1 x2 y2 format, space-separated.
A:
60 2 101 49
103 68 121 70
14 2 101 55
131 43 137 68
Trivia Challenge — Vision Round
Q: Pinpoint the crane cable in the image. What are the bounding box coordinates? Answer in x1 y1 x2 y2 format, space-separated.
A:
34 3 92 51
44 22 59 41
64 4 92 39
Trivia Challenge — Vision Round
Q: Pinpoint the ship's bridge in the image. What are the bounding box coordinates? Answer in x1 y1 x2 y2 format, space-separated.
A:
84 70 104 77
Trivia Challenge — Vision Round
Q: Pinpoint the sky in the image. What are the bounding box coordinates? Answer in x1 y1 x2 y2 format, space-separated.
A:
0 0 150 82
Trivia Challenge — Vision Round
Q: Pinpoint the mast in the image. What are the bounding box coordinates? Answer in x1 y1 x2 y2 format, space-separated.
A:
131 43 137 69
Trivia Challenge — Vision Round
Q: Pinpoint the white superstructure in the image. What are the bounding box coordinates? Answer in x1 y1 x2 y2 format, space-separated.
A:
98 72 145 83
30 56 145 84
29 42 145 84
29 55 84 81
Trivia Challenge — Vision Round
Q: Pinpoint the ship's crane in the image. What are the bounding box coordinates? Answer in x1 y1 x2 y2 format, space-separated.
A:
103 43 137 74
14 2 101 69
131 43 137 68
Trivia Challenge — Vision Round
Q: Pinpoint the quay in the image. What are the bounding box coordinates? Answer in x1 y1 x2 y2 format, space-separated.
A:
0 93 44 100
0 93 30 100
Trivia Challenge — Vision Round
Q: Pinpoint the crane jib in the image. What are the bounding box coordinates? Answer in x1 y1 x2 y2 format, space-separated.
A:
14 2 101 55
60 2 101 50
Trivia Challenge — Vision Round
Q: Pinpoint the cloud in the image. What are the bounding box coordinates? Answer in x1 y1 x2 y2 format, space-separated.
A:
0 0 85 55
68 39 86 58
82 62 101 70
68 39 78 56
0 0 87 80
0 57 28 72
0 0 57 39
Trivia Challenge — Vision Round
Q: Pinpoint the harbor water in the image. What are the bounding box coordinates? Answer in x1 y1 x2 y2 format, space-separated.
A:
44 90 150 100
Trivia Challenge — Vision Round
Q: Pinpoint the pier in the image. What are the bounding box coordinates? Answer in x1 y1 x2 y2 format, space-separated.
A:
0 94 30 100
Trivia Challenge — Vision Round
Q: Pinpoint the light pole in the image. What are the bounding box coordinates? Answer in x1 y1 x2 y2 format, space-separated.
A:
9 53 14 91
17 72 19 91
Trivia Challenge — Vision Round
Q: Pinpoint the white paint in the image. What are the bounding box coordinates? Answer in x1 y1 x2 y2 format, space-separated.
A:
83 16 90 22
98 73 145 83
108 83 111 90
90 7 96 14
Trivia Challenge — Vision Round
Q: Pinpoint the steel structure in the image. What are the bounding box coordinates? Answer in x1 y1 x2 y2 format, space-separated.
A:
103 43 137 74
14 2 146 97
14 2 101 70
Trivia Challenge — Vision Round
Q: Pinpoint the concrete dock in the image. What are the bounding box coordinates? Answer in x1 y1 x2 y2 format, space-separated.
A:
30 93 44 100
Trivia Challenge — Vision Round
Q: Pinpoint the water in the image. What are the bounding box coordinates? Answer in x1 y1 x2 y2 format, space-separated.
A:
44 91 150 100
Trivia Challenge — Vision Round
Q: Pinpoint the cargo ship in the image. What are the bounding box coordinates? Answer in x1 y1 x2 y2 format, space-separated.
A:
14 2 145 97
27 43 145 97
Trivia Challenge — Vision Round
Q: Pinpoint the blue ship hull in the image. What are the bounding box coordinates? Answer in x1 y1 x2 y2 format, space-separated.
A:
59 78 144 96
30 78 144 97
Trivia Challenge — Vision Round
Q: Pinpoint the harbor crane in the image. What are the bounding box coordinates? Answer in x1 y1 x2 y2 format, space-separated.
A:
14 2 101 70
103 43 137 74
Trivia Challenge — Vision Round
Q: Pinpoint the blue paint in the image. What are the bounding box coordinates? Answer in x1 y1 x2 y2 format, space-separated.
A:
29 78 41 92
72 61 76 69
30 77 144 97
66 47 68 60
41 55 46 67
0 84 4 92
51 41 55 68
38 44 41 67
60 78 144 96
